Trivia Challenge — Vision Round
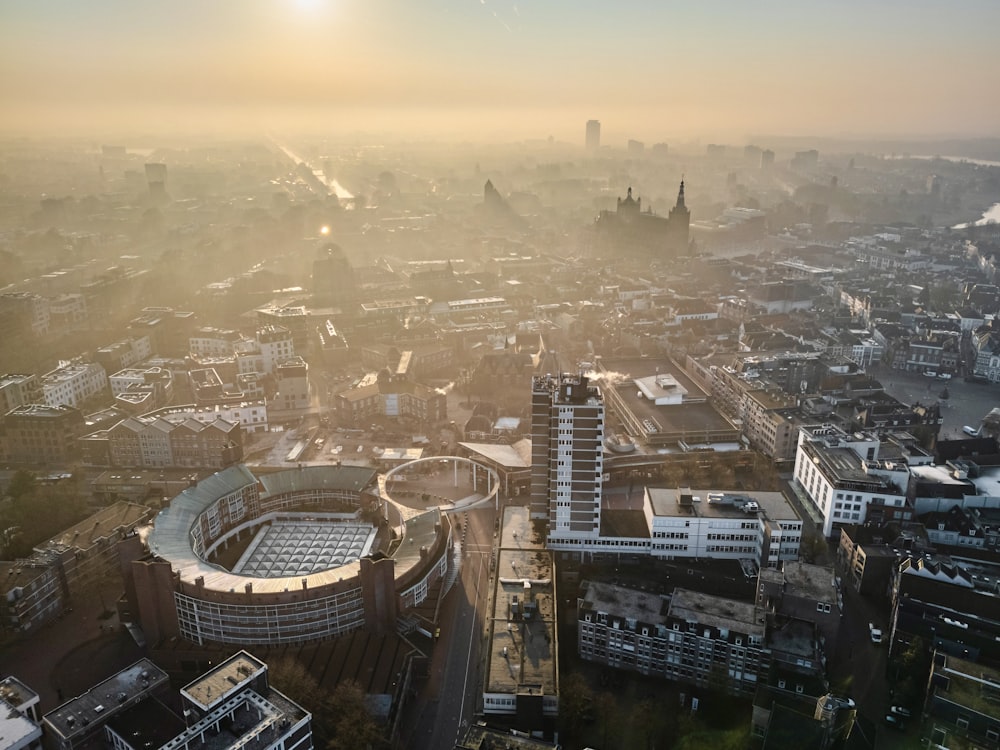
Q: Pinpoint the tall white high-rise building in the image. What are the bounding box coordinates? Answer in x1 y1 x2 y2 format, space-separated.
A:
530 373 604 547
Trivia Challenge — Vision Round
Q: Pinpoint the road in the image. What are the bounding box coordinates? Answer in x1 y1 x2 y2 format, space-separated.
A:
404 505 496 750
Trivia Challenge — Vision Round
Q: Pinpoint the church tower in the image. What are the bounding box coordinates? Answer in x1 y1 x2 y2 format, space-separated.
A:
667 179 691 254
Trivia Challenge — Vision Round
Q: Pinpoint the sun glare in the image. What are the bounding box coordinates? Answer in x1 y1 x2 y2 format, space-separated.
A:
294 0 325 13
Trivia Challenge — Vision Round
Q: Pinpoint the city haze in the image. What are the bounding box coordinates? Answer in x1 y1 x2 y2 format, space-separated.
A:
3 0 1000 141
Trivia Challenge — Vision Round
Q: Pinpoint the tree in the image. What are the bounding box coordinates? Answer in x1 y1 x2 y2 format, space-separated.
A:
557 672 595 742
6 470 36 501
325 680 384 750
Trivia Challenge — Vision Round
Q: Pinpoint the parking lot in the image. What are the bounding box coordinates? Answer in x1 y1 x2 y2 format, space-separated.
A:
875 364 999 439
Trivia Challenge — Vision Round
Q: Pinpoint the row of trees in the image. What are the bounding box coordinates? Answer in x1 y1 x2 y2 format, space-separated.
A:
1 470 90 559
266 656 386 750
558 672 751 750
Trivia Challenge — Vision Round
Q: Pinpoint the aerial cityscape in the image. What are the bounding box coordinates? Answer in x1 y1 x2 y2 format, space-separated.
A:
2 2 1000 750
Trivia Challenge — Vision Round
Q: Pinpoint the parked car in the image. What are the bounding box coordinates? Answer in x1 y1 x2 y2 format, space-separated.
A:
889 706 912 718
883 714 905 731
869 622 883 644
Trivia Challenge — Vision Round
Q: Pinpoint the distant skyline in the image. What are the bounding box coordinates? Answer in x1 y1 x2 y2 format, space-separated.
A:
3 0 999 142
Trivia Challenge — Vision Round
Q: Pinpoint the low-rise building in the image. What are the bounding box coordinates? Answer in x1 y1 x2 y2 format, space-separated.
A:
646 488 802 569
41 359 108 409
334 370 447 428
889 553 1000 664
756 562 841 657
102 414 242 469
578 582 769 695
483 506 558 731
792 424 909 537
0 403 85 465
837 523 920 596
925 653 1000 749
0 374 43 414
0 676 43 750
43 652 312 750
0 502 151 634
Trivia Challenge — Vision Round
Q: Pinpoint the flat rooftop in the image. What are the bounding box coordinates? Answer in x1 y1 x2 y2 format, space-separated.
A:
760 562 837 603
934 654 1000 718
579 581 669 625
668 588 763 637
486 506 557 699
646 487 800 522
43 659 168 741
182 652 265 710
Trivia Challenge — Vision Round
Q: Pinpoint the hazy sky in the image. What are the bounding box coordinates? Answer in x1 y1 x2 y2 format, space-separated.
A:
3 0 999 142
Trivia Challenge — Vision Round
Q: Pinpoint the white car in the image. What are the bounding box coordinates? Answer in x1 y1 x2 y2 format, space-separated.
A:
869 622 883 644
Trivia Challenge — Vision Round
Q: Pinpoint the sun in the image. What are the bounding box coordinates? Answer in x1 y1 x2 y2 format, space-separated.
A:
294 0 325 11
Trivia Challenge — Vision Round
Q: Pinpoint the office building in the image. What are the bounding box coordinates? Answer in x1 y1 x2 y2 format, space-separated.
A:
43 653 312 750
0 404 85 465
646 488 802 569
529 373 604 544
792 424 909 537
585 119 600 151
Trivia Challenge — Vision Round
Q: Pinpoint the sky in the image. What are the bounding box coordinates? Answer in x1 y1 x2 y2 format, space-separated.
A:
2 0 999 143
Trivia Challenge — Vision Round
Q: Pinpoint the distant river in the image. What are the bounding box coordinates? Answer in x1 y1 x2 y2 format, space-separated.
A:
954 202 1000 229
889 154 1000 168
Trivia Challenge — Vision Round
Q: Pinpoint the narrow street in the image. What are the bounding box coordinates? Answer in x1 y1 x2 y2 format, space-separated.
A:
401 505 496 750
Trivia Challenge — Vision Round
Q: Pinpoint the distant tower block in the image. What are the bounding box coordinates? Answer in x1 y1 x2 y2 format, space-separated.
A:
144 162 168 200
586 120 601 151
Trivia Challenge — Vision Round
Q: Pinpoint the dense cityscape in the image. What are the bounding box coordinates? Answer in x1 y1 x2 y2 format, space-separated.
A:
4 2 1000 750
1 129 999 750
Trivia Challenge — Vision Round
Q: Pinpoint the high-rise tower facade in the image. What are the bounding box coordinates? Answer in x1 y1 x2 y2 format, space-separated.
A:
530 373 604 547
585 120 601 151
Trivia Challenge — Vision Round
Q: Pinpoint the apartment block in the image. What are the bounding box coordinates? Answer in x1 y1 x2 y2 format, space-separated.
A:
0 403 85 465
41 359 108 409
529 373 604 543
578 582 769 695
0 502 151 634
0 373 43 414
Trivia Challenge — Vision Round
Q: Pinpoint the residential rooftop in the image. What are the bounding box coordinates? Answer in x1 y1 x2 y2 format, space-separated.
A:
667 589 764 637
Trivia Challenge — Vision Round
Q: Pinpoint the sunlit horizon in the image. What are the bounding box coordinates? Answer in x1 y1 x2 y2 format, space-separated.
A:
2 0 999 143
